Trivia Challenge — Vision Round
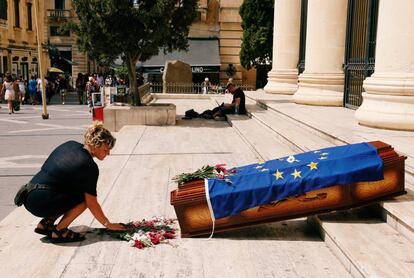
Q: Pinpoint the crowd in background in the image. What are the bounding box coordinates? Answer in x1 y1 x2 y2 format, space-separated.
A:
0 71 127 114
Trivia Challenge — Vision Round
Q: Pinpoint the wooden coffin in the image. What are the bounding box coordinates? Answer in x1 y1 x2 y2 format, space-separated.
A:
170 141 406 238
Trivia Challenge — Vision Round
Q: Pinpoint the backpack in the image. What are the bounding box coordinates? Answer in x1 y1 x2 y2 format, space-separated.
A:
185 109 200 118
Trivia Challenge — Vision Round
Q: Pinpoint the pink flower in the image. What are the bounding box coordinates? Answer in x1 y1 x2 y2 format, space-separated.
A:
133 240 144 249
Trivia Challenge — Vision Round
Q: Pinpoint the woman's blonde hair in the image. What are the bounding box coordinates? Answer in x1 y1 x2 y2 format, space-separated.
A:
84 121 116 149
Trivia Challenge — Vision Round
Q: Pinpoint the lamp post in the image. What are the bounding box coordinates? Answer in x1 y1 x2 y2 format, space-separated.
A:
33 0 49 119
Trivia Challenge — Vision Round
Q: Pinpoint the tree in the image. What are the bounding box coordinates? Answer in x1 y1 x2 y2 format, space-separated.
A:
239 0 274 70
70 0 197 105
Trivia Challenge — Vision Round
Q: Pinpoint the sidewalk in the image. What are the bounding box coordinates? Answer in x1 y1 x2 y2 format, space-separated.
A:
1 92 413 277
0 96 351 277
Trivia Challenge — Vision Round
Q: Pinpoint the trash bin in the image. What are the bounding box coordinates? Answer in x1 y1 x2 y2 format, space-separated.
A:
92 92 104 122
92 106 104 121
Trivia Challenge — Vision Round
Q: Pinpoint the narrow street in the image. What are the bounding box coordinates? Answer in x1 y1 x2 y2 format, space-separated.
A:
0 104 91 220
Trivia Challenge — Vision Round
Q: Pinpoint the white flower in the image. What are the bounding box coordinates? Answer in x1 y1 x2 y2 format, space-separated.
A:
287 155 296 163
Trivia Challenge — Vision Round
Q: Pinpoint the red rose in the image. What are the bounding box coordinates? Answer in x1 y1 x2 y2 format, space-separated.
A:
151 237 160 245
133 240 144 249
164 232 175 239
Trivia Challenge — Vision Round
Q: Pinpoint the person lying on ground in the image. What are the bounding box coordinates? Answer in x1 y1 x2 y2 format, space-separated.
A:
15 121 126 243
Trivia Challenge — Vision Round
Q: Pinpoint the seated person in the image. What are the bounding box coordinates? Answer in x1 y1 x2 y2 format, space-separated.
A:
214 83 246 119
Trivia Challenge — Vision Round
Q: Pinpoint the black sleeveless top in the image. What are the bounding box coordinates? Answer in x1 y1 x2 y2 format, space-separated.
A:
31 141 99 196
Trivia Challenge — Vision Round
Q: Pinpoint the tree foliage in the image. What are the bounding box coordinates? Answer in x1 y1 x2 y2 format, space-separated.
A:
239 0 274 70
70 0 197 105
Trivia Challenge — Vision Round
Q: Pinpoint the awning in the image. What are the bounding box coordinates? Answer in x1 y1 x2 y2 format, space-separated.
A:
138 39 221 73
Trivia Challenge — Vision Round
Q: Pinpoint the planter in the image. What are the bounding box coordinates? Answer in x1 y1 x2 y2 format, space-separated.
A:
104 103 176 131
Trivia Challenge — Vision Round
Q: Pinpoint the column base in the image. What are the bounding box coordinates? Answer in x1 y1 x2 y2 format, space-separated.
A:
355 75 414 131
293 73 344 106
264 69 298 95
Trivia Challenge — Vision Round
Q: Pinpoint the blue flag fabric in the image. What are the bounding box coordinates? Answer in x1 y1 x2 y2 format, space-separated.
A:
206 142 384 219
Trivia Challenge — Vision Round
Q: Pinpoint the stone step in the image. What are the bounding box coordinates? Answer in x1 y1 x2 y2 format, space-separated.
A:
226 114 295 161
227 99 414 277
247 102 338 153
255 98 414 176
310 207 414 278
244 96 414 244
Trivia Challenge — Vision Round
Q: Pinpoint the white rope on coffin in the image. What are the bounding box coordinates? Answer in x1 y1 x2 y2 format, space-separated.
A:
204 178 216 240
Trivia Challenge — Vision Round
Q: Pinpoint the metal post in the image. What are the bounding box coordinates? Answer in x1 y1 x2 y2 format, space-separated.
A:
33 0 49 119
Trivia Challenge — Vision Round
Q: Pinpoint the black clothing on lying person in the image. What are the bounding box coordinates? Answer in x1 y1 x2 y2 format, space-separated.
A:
184 106 222 119
30 140 99 196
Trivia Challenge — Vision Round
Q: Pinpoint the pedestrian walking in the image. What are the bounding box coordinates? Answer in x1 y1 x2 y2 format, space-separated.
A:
28 76 37 105
2 73 16 114
18 76 27 105
57 74 68 104
76 73 85 104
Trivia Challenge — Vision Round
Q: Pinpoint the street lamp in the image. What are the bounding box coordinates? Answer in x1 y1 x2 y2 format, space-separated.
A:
33 0 49 119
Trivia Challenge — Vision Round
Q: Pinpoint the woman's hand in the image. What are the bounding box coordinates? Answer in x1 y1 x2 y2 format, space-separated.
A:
106 222 127 231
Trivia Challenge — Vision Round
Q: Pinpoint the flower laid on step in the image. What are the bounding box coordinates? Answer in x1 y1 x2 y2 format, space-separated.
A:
173 164 236 184
97 217 177 249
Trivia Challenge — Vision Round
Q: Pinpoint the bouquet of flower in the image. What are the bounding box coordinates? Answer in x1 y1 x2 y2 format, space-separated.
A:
98 217 177 249
172 164 236 184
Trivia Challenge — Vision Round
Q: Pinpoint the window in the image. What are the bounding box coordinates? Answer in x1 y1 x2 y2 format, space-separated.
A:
50 26 70 36
27 3 32 30
0 0 7 20
14 0 19 27
55 0 65 10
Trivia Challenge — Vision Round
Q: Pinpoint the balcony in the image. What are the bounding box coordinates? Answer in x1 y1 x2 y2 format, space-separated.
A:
47 9 72 21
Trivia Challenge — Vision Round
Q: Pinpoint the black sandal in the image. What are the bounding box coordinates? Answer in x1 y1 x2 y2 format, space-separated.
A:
34 218 55 236
48 226 86 243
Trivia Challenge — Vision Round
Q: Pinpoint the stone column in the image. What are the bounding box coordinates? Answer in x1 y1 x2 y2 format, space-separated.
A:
355 0 414 131
293 0 348 106
264 0 301 95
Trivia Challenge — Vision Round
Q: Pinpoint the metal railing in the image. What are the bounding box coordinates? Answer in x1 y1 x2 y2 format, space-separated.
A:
343 0 379 108
149 82 255 94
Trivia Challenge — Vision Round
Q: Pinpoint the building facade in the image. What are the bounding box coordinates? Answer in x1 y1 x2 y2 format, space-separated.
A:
1 0 255 87
42 0 90 80
140 0 256 87
0 0 38 80
266 0 414 131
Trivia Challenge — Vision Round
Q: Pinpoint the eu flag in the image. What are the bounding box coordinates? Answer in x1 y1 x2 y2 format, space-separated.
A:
206 142 384 219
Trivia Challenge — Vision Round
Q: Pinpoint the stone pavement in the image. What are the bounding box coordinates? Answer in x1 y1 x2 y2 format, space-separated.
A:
0 104 91 220
0 92 413 277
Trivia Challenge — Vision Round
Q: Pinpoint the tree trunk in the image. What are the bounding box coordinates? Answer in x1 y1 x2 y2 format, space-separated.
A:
126 53 141 106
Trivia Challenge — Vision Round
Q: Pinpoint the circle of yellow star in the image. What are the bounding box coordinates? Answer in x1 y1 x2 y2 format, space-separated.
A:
273 169 284 180
291 169 302 179
307 161 318 170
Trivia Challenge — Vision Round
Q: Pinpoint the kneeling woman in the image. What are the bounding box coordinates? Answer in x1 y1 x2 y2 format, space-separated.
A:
20 122 126 243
